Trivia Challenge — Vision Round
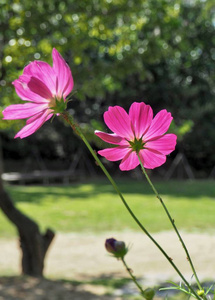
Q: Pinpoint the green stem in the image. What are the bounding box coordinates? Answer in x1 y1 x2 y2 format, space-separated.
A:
121 257 145 298
137 153 202 291
62 112 200 300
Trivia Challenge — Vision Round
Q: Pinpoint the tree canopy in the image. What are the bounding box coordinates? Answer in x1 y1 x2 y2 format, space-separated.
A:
0 0 215 173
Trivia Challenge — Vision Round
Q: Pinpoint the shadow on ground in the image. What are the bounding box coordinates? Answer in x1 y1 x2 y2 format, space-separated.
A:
1 275 213 299
0 276 116 300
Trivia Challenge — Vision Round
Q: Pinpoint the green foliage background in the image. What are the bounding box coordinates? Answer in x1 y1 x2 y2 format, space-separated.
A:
0 0 215 173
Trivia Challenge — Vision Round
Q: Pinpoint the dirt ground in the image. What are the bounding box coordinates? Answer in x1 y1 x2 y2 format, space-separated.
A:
1 231 215 299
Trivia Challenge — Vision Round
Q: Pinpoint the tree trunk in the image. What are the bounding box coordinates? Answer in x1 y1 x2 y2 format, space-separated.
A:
0 176 55 276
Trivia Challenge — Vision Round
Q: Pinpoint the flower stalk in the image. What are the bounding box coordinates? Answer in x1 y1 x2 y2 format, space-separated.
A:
137 153 203 292
121 257 147 299
62 111 201 300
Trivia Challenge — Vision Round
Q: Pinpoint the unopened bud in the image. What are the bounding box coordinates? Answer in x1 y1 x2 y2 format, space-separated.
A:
197 290 204 296
143 288 155 300
105 238 128 259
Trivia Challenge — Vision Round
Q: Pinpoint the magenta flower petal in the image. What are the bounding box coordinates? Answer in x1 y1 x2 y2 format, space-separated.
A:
26 109 53 125
13 75 50 103
23 61 57 95
2 103 48 120
4 48 74 138
143 109 173 141
129 102 153 139
52 48 74 99
27 77 53 100
104 106 133 139
95 102 176 171
119 151 139 171
95 130 128 145
145 134 177 155
139 149 166 169
14 110 53 139
98 146 130 161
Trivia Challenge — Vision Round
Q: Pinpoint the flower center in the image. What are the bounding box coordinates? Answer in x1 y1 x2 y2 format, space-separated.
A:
129 138 145 153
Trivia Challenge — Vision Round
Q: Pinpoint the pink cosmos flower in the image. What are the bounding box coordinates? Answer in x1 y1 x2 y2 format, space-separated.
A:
95 102 177 171
2 48 74 138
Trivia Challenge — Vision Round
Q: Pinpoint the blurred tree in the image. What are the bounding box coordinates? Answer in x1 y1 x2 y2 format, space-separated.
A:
0 162 55 277
0 0 215 172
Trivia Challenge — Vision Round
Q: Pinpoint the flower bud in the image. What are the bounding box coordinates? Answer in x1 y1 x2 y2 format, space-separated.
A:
197 289 204 296
143 288 155 300
105 238 128 259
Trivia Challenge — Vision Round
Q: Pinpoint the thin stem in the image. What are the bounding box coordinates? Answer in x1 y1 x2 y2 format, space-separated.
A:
137 153 202 291
62 112 200 300
121 257 145 298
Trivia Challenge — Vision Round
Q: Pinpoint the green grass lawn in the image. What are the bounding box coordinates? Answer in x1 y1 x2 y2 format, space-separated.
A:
1 179 215 237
